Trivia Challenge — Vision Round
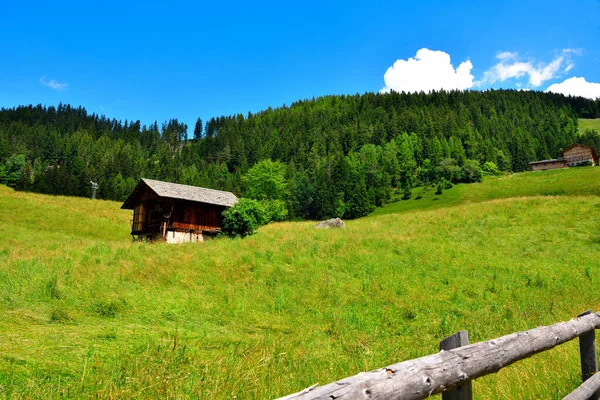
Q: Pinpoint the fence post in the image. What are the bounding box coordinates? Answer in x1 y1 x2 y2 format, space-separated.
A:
578 310 599 400
440 330 472 400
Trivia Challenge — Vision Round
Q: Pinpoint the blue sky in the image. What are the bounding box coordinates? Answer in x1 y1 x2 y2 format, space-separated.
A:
1 0 599 132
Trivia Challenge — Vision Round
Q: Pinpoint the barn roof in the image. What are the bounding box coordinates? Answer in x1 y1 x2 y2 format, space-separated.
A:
121 178 238 209
528 158 566 165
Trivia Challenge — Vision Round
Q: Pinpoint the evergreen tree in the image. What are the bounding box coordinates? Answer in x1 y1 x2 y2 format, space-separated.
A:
0 89 594 219
193 117 203 141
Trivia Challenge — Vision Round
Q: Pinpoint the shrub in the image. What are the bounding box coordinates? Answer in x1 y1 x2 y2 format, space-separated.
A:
434 178 452 195
482 161 501 176
435 182 444 195
437 158 463 183
261 199 288 222
222 198 268 238
223 198 292 238
461 159 483 183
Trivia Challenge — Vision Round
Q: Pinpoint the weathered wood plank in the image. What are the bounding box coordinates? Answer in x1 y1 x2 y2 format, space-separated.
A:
564 373 600 400
440 330 469 352
440 331 472 400
578 310 599 400
279 313 600 400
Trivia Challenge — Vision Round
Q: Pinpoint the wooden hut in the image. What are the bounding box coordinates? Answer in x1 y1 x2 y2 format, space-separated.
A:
529 144 598 171
561 144 598 167
121 179 237 243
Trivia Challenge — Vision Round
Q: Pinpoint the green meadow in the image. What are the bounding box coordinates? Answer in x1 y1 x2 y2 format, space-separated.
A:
373 166 600 216
2 167 600 399
579 118 600 133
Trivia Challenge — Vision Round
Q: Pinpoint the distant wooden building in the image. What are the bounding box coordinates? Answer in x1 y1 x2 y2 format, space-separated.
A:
529 144 598 171
121 179 237 243
561 144 598 167
528 159 568 171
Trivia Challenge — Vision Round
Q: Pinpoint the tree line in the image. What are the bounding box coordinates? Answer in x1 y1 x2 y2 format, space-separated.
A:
1 90 599 220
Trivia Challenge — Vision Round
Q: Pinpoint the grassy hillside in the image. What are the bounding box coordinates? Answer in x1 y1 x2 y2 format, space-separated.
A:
2 168 600 399
373 166 600 216
579 118 600 133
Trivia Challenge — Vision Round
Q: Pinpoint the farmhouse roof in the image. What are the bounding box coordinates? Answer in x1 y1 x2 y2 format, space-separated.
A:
561 144 598 160
528 158 566 165
121 178 238 209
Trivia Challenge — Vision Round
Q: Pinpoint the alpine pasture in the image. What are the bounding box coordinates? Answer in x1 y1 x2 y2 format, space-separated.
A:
2 167 600 399
579 118 600 134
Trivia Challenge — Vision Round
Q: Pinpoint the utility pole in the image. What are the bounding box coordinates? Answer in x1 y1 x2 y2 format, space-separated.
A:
90 181 98 199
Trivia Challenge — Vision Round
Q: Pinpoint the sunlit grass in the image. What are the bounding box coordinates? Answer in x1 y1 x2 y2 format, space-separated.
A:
373 166 600 216
1 170 600 398
579 118 600 133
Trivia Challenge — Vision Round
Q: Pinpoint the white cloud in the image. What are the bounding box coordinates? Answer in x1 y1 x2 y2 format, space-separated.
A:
381 48 474 93
546 77 600 99
40 77 68 91
496 51 518 61
562 48 583 56
480 49 579 87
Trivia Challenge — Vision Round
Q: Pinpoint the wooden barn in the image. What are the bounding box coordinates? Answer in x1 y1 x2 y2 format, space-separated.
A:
528 158 568 171
121 179 238 243
529 144 598 171
561 144 598 167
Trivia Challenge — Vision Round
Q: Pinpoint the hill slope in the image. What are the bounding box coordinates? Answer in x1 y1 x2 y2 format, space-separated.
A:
373 166 600 215
3 90 599 222
2 168 600 398
579 118 600 133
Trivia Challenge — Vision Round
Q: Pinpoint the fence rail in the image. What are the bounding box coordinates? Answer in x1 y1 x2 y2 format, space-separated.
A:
279 311 600 400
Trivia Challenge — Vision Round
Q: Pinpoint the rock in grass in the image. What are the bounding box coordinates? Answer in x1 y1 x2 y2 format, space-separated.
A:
314 218 346 229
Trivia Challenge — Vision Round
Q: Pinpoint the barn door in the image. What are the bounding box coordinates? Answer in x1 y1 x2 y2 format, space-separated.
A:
133 203 146 232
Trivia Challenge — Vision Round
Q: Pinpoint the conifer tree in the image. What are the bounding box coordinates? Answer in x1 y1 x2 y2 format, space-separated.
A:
193 118 203 141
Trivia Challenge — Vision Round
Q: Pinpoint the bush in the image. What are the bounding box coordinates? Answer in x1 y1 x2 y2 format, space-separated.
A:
435 178 452 195
437 158 463 183
223 198 293 238
222 198 268 238
461 160 483 183
482 161 500 176
261 199 288 222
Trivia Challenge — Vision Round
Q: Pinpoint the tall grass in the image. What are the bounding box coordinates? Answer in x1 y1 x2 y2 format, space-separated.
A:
1 168 600 398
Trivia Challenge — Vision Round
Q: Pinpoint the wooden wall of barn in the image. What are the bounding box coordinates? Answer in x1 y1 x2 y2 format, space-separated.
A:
126 182 228 235
563 146 596 165
170 200 226 231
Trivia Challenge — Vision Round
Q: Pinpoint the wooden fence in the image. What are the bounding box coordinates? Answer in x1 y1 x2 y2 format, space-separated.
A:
278 310 600 400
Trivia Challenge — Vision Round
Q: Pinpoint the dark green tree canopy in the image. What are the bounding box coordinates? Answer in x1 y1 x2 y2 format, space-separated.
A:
0 90 598 220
